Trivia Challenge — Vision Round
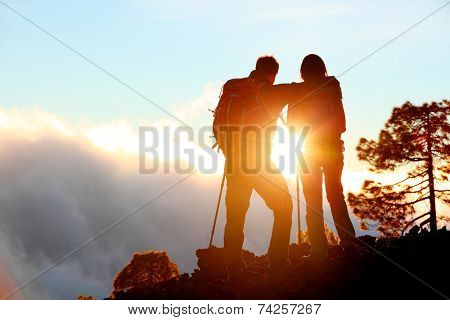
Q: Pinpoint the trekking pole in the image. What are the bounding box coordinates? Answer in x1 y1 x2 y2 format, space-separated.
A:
278 113 302 244
209 160 227 247
296 168 302 244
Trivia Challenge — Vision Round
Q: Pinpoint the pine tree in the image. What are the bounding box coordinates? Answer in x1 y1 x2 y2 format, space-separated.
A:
348 100 450 236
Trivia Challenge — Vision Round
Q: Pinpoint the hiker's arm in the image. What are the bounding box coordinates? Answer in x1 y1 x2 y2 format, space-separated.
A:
259 83 301 113
281 83 305 130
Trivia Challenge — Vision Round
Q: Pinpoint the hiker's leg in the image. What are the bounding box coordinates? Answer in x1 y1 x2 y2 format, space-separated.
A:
255 163 293 265
300 154 328 256
224 171 253 266
323 143 356 246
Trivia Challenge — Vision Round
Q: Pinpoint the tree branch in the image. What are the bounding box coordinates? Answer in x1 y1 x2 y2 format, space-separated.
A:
382 194 429 207
403 184 429 194
385 171 427 187
405 157 427 162
402 212 430 235
405 179 429 190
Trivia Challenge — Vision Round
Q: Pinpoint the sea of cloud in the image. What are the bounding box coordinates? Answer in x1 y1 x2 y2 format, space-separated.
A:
0 105 282 299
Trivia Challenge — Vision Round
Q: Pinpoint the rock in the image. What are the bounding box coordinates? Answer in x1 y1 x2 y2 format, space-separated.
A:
196 246 226 275
358 235 377 246
407 225 420 237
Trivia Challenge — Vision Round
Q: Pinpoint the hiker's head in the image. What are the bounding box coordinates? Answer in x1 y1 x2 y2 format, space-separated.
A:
300 54 328 81
256 56 279 84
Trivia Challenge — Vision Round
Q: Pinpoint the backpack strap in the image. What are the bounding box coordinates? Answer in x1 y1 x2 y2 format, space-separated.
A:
255 82 283 125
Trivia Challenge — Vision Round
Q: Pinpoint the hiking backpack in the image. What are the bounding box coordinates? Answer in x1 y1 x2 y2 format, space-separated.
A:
212 77 270 155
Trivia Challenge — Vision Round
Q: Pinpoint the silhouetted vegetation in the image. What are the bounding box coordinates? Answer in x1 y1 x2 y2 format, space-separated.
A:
298 224 340 246
112 250 179 298
348 100 450 236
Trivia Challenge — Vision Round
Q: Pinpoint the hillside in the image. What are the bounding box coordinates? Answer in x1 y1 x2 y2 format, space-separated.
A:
107 228 449 299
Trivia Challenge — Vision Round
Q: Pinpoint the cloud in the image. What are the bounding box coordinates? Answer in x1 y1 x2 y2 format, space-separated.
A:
172 82 222 123
0 106 278 299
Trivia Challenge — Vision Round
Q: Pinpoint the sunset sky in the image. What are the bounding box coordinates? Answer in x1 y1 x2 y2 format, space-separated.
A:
1 1 448 126
0 0 449 299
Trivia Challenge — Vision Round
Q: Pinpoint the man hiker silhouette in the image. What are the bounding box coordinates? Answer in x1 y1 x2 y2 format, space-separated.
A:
213 56 293 276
